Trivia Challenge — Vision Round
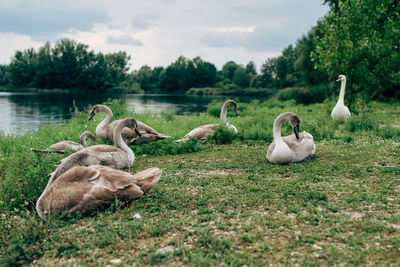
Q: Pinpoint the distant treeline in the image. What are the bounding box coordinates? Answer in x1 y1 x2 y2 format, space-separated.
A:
1 0 399 103
0 39 132 92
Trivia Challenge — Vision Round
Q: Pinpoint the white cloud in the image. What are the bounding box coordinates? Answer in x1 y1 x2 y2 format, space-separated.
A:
107 35 143 46
0 33 43 63
0 0 329 71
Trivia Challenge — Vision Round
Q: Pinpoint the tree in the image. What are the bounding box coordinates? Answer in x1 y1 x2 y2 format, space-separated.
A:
0 65 9 86
32 42 55 88
104 51 131 87
314 0 400 102
245 61 257 76
220 61 240 81
136 65 153 91
8 48 37 88
233 66 250 87
322 0 339 10
261 58 276 88
192 56 217 88
292 28 328 86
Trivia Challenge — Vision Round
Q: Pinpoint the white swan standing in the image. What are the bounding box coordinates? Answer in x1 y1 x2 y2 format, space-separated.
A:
176 100 239 143
36 165 162 220
267 112 316 164
331 74 351 121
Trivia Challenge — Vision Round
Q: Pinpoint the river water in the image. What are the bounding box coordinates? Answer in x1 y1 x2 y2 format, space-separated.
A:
0 92 263 134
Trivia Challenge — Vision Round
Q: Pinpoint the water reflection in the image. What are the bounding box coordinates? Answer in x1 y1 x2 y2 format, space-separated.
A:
0 92 268 134
0 92 229 134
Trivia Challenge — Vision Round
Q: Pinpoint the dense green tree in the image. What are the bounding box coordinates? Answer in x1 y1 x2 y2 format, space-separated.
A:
314 0 400 102
104 51 131 87
32 42 55 88
0 65 9 86
192 56 217 88
233 66 250 87
292 28 328 86
220 61 240 81
160 56 188 91
52 39 87 89
6 38 131 92
245 61 257 75
8 48 37 87
159 56 217 91
322 0 339 10
260 58 276 88
136 65 153 91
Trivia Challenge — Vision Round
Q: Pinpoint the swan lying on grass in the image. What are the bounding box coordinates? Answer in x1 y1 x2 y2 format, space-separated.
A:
267 112 315 164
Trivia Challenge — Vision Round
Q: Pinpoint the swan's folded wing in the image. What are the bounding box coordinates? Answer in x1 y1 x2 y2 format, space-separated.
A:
89 165 136 191
137 120 159 135
132 167 162 192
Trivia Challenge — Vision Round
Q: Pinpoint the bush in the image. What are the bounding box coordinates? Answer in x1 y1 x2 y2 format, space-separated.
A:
208 125 237 144
345 114 377 133
278 83 335 104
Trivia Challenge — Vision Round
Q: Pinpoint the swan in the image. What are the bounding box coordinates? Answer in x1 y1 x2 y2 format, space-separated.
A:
48 118 141 185
266 112 316 164
88 104 169 145
176 100 239 143
331 74 351 121
32 131 97 154
36 165 162 220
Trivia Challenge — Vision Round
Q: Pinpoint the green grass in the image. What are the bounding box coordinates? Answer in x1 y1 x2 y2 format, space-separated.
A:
1 99 400 266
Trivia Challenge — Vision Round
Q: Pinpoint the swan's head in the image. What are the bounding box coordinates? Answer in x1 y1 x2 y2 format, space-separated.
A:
225 100 239 115
336 74 346 82
287 113 300 140
122 118 142 137
88 105 107 120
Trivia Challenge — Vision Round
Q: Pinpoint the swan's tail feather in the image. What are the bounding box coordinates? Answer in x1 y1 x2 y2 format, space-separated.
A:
175 136 189 143
130 134 170 145
132 167 162 192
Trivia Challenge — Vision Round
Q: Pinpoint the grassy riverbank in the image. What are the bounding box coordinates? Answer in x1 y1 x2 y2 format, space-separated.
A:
1 99 400 266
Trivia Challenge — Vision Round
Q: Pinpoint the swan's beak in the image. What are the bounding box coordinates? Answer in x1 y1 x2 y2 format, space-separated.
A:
134 123 142 137
336 78 341 82
294 125 300 140
88 110 95 120
234 107 239 116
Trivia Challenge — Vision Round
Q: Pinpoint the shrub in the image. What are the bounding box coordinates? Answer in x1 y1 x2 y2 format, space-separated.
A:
278 83 335 104
345 114 377 133
208 125 237 144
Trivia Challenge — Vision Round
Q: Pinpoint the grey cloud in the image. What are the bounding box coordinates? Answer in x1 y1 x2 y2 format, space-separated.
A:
202 26 295 52
132 18 151 30
0 1 110 41
107 35 143 46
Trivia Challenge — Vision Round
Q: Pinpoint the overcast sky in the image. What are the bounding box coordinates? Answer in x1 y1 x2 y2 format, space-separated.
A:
0 0 329 71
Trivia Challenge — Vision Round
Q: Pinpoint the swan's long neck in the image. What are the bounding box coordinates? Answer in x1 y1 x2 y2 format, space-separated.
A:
338 79 346 104
114 123 134 160
80 132 90 147
272 114 287 142
80 132 96 147
220 102 229 122
96 107 113 133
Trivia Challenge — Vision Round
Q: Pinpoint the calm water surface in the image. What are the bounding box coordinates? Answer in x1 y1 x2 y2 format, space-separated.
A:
0 92 263 134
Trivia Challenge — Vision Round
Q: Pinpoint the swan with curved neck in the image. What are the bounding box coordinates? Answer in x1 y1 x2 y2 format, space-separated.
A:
88 104 169 145
48 118 141 186
267 112 316 164
32 131 97 154
176 100 239 143
36 165 162 220
331 74 351 121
